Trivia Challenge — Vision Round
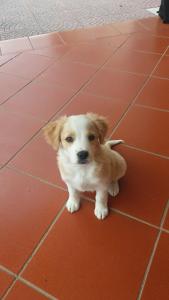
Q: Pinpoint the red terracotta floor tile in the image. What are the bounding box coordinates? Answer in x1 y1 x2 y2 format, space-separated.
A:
112 20 147 34
6 281 49 300
123 33 169 54
166 47 169 55
55 91 132 135
0 270 13 297
63 43 114 66
0 38 32 55
0 53 19 67
105 49 160 74
0 73 29 105
0 168 66 272
59 25 120 44
141 233 169 300
113 105 169 157
0 109 43 165
87 34 129 50
153 55 169 79
107 146 169 225
9 134 64 188
136 77 169 110
29 32 63 49
163 209 169 231
3 81 75 121
29 44 71 60
37 60 97 90
84 68 146 100
140 17 169 37
22 200 157 300
0 53 54 80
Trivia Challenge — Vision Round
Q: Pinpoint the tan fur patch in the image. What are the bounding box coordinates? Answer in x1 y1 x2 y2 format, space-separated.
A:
87 113 108 144
43 116 67 150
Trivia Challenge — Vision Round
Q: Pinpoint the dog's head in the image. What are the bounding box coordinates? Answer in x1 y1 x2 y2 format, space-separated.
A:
43 113 108 164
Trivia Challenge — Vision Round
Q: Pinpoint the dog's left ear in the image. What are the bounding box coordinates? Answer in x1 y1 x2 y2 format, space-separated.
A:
87 113 108 144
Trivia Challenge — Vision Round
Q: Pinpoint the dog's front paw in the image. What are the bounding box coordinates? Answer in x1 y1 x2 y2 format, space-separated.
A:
94 205 108 220
66 199 80 213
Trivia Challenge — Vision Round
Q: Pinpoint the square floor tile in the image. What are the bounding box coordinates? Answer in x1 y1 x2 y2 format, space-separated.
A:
0 38 32 55
107 146 169 225
0 109 43 165
141 233 169 300
37 60 97 90
22 201 157 300
29 44 71 60
0 53 19 67
59 25 119 44
55 91 132 135
0 270 13 297
163 209 169 231
6 281 49 300
84 68 146 100
112 105 169 157
86 35 129 50
3 81 75 121
9 134 64 188
153 55 169 79
63 43 114 66
0 168 66 272
0 73 29 105
113 20 147 34
30 33 63 49
0 53 54 79
123 33 169 54
140 17 169 37
165 48 169 56
136 77 169 110
105 49 160 74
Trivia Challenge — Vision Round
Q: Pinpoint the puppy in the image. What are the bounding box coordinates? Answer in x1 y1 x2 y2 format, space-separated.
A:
44 113 127 220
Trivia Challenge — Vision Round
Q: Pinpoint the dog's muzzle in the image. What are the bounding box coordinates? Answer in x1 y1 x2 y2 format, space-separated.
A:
77 150 89 164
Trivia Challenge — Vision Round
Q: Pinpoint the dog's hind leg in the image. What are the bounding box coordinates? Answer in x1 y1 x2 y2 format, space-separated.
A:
108 181 119 197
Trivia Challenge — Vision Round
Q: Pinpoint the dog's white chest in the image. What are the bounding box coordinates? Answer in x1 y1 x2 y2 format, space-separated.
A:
63 164 99 192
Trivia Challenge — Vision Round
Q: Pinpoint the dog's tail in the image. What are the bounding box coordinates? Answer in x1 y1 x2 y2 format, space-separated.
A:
105 140 124 148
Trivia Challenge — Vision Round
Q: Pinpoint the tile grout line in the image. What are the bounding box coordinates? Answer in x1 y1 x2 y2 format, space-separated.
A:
135 103 169 113
83 195 163 231
1 203 66 300
121 143 169 161
137 200 169 300
0 265 57 300
0 52 21 67
0 53 58 106
6 164 169 235
6 165 66 192
0 55 55 81
109 44 169 136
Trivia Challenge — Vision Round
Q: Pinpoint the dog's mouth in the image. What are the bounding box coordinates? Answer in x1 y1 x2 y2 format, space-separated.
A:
78 159 89 165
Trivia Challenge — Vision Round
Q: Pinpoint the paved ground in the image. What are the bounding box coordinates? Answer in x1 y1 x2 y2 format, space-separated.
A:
0 0 160 40
0 16 169 300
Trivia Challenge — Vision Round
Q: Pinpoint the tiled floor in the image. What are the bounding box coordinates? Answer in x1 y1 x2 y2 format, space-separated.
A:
0 16 169 300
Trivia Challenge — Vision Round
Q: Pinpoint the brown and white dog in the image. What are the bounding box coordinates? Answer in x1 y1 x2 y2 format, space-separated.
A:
44 113 127 220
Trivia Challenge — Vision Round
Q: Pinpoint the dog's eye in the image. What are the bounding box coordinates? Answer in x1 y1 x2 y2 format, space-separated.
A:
88 134 95 141
65 136 74 143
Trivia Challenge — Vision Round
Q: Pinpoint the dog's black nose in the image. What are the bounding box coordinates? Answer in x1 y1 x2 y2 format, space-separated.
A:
77 150 89 161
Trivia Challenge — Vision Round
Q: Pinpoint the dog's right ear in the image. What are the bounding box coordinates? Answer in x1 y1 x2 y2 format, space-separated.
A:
43 116 67 150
